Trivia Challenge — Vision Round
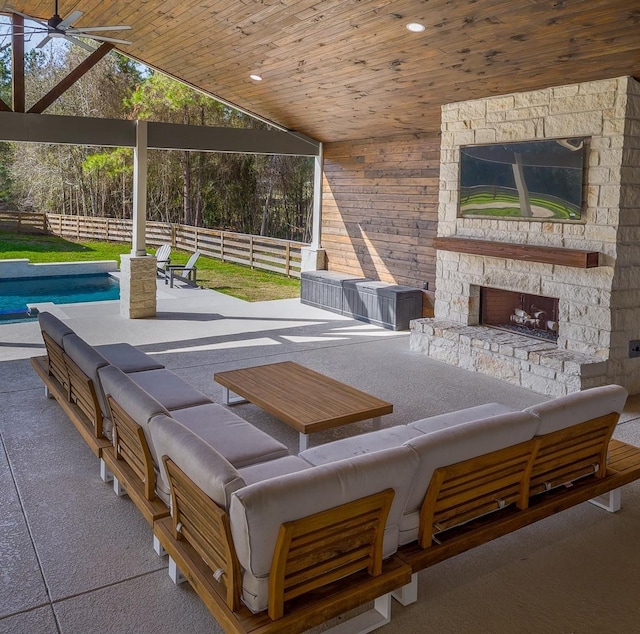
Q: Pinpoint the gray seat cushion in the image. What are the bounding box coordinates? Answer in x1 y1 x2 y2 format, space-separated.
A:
170 402 289 468
128 369 212 411
95 343 164 373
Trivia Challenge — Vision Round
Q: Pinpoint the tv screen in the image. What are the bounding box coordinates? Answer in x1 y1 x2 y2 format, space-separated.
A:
459 137 587 221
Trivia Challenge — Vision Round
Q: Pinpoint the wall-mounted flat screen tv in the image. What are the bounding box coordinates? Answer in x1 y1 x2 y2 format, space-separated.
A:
459 137 587 221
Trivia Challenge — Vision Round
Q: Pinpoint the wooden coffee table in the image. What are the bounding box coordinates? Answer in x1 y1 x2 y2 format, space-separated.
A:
214 361 393 451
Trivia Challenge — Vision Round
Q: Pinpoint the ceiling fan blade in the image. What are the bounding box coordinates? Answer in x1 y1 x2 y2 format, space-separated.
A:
5 7 50 29
58 10 84 30
82 34 131 45
67 25 132 33
64 34 95 52
35 35 52 49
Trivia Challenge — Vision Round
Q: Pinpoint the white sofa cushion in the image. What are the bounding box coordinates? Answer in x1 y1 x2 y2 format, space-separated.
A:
169 402 290 468
238 455 312 485
149 414 245 509
408 402 518 434
524 384 628 435
398 410 539 545
229 445 420 613
299 425 422 465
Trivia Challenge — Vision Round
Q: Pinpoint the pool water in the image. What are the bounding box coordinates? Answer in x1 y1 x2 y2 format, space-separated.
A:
0 273 120 322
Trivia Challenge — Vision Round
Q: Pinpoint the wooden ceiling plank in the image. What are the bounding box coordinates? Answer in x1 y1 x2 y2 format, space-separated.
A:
8 0 640 141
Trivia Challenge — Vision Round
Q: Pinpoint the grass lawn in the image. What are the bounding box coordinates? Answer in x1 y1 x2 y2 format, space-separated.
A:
0 230 300 302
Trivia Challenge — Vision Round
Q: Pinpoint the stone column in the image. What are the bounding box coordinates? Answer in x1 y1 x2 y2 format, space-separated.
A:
120 254 156 319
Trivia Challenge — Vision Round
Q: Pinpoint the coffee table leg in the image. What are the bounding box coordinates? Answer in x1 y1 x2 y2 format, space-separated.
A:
299 432 308 453
222 387 247 406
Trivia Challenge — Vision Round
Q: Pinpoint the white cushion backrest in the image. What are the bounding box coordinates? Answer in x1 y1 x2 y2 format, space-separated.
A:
403 411 539 513
149 414 245 510
524 384 628 435
229 445 419 577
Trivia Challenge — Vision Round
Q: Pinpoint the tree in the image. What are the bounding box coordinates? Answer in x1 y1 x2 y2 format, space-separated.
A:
5 42 314 240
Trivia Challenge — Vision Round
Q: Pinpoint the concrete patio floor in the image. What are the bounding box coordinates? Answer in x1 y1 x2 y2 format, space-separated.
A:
2 281 640 633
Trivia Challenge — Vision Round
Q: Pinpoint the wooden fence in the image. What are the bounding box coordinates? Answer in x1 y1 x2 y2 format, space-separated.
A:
44 213 305 278
0 210 48 233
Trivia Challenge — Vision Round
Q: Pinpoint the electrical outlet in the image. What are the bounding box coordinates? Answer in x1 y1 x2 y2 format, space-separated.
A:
629 340 640 358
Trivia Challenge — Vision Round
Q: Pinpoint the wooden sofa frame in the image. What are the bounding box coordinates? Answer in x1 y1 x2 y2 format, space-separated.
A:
153 412 640 633
154 456 410 634
31 338 640 633
393 413 640 605
100 395 170 525
31 339 111 458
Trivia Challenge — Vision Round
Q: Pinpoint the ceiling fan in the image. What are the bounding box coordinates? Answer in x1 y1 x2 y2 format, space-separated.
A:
6 1 131 51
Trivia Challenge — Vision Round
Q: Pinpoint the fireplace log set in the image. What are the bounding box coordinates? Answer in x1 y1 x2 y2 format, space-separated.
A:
510 307 558 333
481 288 559 342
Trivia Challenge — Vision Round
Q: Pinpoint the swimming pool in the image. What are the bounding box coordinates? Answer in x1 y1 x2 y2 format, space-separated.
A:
0 273 120 322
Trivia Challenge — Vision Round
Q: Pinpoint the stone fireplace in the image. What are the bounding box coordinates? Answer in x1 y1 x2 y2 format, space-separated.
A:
411 76 640 396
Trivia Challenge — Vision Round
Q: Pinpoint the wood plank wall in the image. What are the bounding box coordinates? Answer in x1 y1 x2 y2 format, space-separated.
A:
321 132 440 289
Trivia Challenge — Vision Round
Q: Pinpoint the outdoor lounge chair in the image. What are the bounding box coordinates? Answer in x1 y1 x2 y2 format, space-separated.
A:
165 250 200 288
155 243 172 276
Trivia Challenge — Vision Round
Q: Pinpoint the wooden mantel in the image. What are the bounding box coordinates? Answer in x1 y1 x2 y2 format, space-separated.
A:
434 237 600 268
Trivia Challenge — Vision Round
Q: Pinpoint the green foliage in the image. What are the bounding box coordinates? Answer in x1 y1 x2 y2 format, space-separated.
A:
4 44 313 240
83 148 132 178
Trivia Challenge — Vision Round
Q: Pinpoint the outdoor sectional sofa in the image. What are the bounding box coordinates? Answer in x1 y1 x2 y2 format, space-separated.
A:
31 311 640 634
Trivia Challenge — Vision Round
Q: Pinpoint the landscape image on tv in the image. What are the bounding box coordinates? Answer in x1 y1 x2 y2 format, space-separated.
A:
459 137 587 220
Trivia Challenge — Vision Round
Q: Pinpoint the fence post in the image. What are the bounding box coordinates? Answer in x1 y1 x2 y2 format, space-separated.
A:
17 212 21 233
106 218 110 241
171 224 176 247
42 213 47 232
221 232 225 262
285 243 291 277
249 236 254 269
59 214 62 236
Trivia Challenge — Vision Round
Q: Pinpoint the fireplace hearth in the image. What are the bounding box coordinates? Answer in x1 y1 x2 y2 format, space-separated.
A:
480 288 559 342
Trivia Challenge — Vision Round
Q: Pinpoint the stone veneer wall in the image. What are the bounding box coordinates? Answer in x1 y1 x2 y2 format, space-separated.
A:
410 76 640 396
119 255 157 319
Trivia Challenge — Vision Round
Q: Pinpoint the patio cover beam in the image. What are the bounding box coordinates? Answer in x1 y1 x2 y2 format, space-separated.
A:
28 43 116 115
0 112 320 156
11 14 25 113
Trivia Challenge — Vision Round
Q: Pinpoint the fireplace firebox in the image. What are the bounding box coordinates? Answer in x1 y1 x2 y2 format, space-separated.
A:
480 288 559 342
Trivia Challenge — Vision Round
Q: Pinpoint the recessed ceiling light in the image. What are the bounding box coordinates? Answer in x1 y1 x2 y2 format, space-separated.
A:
250 74 263 81
406 22 425 33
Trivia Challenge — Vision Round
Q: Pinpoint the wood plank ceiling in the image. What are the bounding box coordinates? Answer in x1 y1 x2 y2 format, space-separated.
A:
5 1 640 143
